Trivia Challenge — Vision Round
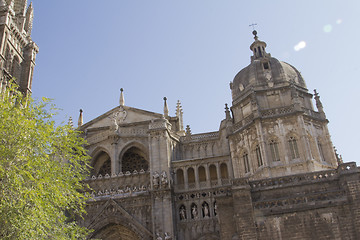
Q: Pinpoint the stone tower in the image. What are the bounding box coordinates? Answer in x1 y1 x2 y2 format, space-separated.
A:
228 30 337 179
0 0 38 96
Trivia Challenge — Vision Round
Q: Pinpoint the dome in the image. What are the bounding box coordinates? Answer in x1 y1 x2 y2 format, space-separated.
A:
232 57 307 90
231 32 307 101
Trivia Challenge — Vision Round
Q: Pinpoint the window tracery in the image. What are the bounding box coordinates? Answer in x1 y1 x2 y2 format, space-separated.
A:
269 140 280 161
121 147 148 173
288 136 300 159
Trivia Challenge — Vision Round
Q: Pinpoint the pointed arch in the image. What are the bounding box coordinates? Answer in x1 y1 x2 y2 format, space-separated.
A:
90 147 112 176
88 200 152 240
118 141 148 173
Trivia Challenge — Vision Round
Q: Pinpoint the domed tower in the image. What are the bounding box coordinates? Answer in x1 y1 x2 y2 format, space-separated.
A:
228 31 337 179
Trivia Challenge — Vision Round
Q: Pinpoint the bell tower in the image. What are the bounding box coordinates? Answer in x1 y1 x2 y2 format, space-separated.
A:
0 0 38 96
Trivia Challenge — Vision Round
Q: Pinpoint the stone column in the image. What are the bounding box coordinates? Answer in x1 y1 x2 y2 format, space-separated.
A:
194 165 199 189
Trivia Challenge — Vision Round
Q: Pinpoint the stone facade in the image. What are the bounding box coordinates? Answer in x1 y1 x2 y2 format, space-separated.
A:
77 30 360 240
1 2 358 239
0 0 38 96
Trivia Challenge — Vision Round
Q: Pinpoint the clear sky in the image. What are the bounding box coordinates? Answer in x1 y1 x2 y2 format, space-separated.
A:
30 0 359 165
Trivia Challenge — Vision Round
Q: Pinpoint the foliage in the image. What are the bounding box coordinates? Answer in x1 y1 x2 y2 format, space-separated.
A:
0 82 92 239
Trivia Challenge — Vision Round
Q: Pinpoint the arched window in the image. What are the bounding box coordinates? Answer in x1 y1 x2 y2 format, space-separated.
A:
288 136 300 159
11 55 21 81
176 169 184 185
269 140 280 161
198 166 206 182
220 163 228 179
243 152 250 173
92 151 111 176
120 147 148 173
187 167 195 184
209 164 217 181
255 144 263 167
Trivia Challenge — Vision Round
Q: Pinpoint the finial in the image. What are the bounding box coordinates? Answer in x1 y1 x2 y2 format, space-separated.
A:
249 23 258 40
334 146 343 165
163 97 169 117
176 100 182 117
185 125 191 139
225 103 231 120
313 89 324 113
78 109 83 127
119 88 125 106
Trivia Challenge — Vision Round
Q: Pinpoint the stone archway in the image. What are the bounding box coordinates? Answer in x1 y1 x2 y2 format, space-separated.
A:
91 223 141 240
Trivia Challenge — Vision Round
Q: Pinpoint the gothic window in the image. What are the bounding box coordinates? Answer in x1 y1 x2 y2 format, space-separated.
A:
121 147 148 173
92 151 111 176
288 136 300 159
209 164 217 181
269 140 280 161
11 56 21 81
220 163 228 179
176 169 184 185
317 139 325 162
179 205 186 220
255 144 263 167
198 166 206 182
243 152 250 173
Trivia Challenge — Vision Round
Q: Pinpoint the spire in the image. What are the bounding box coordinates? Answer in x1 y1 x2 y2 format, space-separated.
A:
176 100 184 131
119 88 125 106
24 1 33 36
249 30 270 62
78 109 83 127
163 97 169 117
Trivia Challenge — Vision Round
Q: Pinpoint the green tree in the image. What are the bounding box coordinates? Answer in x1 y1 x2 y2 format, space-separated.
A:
0 82 91 239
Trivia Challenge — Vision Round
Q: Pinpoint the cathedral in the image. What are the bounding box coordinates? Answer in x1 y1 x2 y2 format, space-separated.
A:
2 2 360 240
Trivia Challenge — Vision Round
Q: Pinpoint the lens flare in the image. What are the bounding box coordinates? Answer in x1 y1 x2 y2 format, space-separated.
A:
336 19 342 24
323 24 333 33
294 41 306 51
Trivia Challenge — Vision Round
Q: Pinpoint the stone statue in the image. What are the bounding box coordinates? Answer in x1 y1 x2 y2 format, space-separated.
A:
153 172 160 187
192 205 198 219
164 232 172 240
156 233 162 240
180 206 186 220
161 171 168 186
203 203 209 217
214 201 217 216
109 115 118 132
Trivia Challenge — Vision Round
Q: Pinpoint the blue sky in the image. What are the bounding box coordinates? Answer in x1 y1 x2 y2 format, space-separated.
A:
30 0 359 164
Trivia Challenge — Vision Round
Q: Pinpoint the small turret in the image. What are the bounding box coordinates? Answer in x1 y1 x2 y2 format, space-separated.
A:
249 30 270 62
